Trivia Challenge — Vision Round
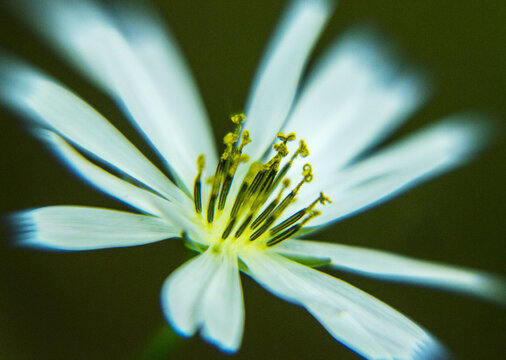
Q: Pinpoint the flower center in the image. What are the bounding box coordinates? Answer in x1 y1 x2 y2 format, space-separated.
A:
191 114 331 252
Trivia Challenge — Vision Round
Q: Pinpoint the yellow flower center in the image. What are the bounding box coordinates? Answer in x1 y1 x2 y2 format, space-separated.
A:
191 114 331 253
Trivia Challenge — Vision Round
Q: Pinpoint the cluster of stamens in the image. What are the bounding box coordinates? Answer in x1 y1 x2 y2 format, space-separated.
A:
192 114 331 248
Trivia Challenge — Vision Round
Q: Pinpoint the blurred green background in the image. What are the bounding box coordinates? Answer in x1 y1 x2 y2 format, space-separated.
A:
0 0 505 359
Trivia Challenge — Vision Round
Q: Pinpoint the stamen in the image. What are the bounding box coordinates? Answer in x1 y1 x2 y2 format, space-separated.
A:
207 113 246 223
271 140 309 191
218 153 249 211
250 178 290 230
234 213 253 238
192 120 329 251
247 135 294 212
266 210 321 247
193 154 205 214
231 113 245 125
221 217 236 239
269 192 331 236
249 164 313 241
230 162 263 218
206 157 226 223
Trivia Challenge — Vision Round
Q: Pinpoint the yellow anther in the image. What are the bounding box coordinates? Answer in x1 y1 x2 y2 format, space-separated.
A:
273 143 289 157
222 132 239 160
286 132 296 141
223 132 239 145
241 130 251 143
302 163 313 177
282 178 291 188
197 154 205 173
297 140 309 157
277 132 296 143
318 192 332 205
231 113 245 124
305 192 331 214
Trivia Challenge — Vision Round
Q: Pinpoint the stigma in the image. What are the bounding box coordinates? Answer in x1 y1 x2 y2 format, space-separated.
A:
191 114 331 251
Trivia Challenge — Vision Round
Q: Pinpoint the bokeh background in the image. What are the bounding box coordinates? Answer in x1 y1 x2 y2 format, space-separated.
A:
0 0 505 359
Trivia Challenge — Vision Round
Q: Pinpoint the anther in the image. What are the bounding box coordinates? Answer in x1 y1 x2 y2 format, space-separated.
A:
249 164 313 241
193 154 205 214
270 140 309 194
231 113 245 124
269 192 331 236
206 157 227 223
277 132 296 142
221 217 236 239
234 213 253 238
218 130 251 212
230 162 263 218
266 210 321 247
250 178 290 230
208 114 250 223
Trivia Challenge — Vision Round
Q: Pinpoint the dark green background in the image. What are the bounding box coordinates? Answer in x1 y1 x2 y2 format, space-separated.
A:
0 1 504 359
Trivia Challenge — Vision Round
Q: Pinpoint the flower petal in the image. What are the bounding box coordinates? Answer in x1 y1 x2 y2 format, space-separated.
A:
161 250 244 353
200 252 244 353
13 206 178 251
274 239 506 305
241 250 443 360
297 116 490 227
281 28 429 175
243 0 333 161
38 131 204 241
0 61 186 205
13 0 217 190
161 251 221 336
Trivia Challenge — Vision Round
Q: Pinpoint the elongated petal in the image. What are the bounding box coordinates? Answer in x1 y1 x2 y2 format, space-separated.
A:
113 5 218 170
244 0 333 161
281 29 429 176
241 251 442 360
161 250 245 353
14 0 217 190
161 251 221 336
297 117 490 227
274 239 506 305
13 206 178 250
39 131 205 242
201 252 244 353
0 61 186 205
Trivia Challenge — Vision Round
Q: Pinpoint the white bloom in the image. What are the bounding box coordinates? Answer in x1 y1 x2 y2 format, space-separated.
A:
1 0 504 359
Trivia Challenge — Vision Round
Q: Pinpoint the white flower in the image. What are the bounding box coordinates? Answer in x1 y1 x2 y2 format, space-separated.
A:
1 0 504 359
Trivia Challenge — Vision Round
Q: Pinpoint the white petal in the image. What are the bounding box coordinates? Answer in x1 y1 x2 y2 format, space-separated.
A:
307 302 444 360
281 29 429 174
13 206 178 250
243 0 333 161
241 251 442 360
161 251 221 336
275 239 506 305
15 0 217 190
201 252 244 353
161 250 244 353
303 116 490 227
39 131 205 242
0 61 186 205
